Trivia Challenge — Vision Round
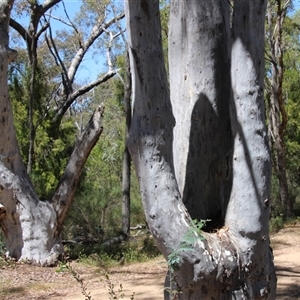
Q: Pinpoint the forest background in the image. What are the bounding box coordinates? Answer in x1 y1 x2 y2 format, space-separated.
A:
1 0 300 261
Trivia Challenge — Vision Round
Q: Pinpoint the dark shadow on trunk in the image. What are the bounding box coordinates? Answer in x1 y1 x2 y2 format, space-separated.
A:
183 93 233 229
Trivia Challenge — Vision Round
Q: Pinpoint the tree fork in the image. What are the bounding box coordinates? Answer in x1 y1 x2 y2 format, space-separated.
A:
52 103 105 234
125 0 276 298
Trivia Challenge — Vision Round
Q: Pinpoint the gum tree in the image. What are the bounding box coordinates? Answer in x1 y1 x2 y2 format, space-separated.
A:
265 0 292 218
0 0 106 265
125 0 276 299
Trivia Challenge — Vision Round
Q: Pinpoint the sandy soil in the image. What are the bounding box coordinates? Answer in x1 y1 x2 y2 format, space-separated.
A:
0 223 299 300
270 223 300 300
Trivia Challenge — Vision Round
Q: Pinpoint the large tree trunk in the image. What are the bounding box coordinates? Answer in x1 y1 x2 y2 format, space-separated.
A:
0 0 60 265
169 0 232 225
0 9 105 262
226 0 277 297
0 0 108 264
125 0 276 298
0 98 104 265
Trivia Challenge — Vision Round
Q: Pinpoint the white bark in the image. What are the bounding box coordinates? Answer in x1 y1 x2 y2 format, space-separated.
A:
0 101 105 265
67 12 125 84
0 0 61 265
169 0 232 223
226 1 276 296
126 0 190 254
0 1 105 262
125 0 276 298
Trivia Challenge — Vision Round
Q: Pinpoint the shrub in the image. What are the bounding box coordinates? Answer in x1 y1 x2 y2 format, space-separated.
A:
269 216 284 233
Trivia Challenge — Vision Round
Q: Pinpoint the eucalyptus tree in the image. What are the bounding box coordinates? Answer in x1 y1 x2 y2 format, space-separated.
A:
282 8 300 215
265 0 293 218
9 0 124 174
0 0 126 264
125 0 276 299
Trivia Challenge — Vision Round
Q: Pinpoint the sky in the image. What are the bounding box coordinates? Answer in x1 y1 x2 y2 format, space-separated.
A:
10 0 300 83
50 0 114 82
11 0 123 83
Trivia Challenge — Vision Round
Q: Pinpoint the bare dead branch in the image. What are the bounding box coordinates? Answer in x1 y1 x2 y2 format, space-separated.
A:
52 104 105 233
67 11 125 82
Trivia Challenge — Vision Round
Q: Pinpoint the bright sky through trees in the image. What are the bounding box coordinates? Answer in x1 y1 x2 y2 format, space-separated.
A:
10 0 122 83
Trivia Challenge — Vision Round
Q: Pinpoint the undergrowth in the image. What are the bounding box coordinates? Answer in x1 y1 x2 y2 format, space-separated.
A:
65 235 160 267
57 262 135 300
55 236 159 299
57 262 92 300
269 216 300 233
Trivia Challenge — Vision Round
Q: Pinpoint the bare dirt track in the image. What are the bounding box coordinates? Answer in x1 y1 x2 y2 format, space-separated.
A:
0 223 299 300
271 223 300 300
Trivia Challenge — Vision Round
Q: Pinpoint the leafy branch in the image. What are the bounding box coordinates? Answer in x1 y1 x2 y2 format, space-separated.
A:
56 262 92 300
167 219 209 271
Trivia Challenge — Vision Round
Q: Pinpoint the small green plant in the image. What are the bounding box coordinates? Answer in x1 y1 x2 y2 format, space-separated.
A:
56 262 92 300
105 273 135 300
167 219 209 271
269 216 284 233
164 270 182 300
0 234 6 256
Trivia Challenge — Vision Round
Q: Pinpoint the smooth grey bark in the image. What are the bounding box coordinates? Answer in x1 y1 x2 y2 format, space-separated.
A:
0 0 61 265
169 0 232 225
52 104 105 235
226 0 277 297
0 92 104 264
125 0 276 298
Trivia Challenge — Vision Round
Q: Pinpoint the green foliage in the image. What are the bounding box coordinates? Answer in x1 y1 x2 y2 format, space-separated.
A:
9 60 76 199
167 219 208 271
160 0 170 76
141 235 161 258
0 234 5 256
0 235 16 269
266 7 300 219
63 76 143 242
105 273 135 300
64 235 160 267
269 216 284 233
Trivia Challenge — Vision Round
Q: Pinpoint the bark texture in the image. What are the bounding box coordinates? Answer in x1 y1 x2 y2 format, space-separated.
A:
169 0 232 225
0 7 105 262
226 0 277 297
52 104 105 235
125 0 276 298
121 51 132 237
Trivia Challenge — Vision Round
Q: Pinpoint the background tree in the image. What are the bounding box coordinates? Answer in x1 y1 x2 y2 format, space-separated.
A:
126 0 276 299
265 0 293 218
62 73 144 245
9 0 124 176
283 9 300 215
0 0 126 265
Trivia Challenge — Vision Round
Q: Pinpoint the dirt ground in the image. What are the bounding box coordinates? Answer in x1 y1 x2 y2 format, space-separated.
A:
0 223 299 300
